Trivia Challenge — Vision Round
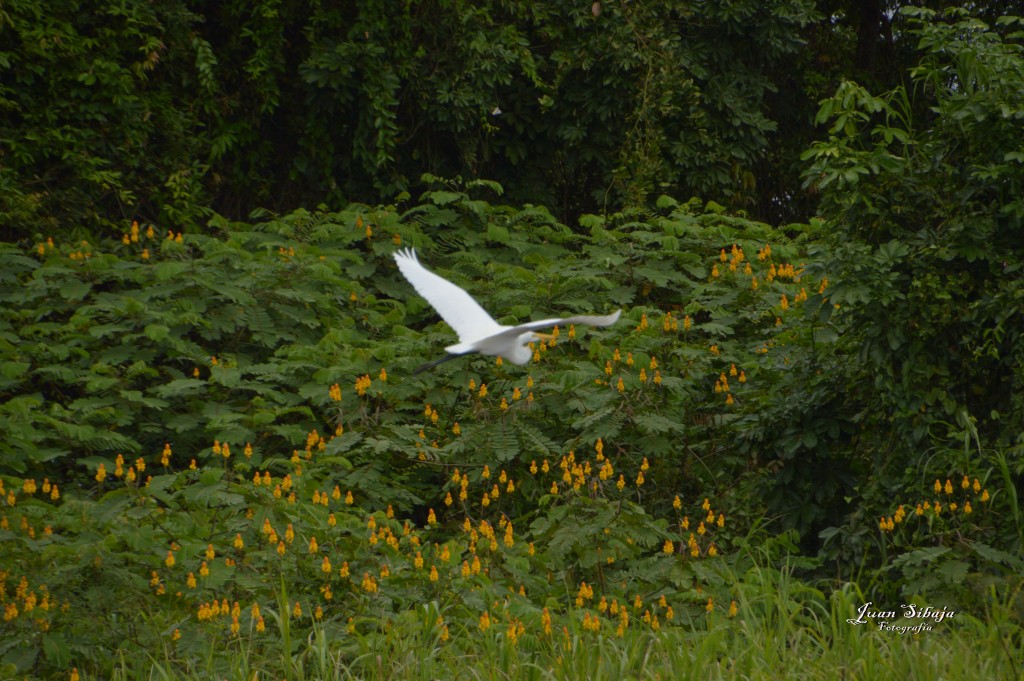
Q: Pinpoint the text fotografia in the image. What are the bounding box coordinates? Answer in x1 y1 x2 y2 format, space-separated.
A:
847 603 956 634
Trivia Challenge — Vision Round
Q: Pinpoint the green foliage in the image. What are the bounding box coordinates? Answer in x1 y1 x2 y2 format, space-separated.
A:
802 8 1024 443
0 180 1022 677
0 0 207 237
801 5 1024 586
0 188 835 678
4 3 1024 677
1 0 821 235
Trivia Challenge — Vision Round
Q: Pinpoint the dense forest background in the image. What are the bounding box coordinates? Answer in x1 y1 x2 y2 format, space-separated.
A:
1 1 1023 678
7 0 1024 234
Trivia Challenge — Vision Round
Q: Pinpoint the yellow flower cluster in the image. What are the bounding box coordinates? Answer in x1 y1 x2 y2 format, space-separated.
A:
35 237 56 257
671 496 726 558
880 476 990 532
662 311 679 332
0 573 61 629
719 244 746 274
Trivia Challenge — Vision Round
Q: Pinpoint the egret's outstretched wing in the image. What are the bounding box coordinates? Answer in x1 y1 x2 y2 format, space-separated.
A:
467 310 622 349
393 248 502 343
510 310 622 332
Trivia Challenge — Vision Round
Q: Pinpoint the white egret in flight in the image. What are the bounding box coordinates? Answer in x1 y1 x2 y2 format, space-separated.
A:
394 248 620 373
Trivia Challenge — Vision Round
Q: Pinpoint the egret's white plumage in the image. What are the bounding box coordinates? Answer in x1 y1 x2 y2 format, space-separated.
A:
394 248 620 371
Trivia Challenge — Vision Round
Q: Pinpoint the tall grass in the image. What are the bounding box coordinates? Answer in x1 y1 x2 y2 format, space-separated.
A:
90 567 1021 681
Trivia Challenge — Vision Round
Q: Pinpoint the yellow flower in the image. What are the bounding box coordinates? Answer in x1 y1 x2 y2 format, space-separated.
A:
361 573 377 593
428 508 437 524
944 479 953 495
662 540 674 555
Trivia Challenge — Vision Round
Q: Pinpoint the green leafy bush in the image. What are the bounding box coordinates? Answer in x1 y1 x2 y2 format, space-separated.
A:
0 188 841 677
802 6 1024 587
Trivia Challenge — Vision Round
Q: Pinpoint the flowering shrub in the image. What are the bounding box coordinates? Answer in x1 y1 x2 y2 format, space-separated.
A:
877 470 1022 606
0 191 831 676
0 189 1018 676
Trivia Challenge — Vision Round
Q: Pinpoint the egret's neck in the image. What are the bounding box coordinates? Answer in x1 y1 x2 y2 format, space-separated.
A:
508 333 536 365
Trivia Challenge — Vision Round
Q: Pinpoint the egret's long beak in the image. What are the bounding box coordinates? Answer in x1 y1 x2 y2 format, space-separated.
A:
534 333 555 341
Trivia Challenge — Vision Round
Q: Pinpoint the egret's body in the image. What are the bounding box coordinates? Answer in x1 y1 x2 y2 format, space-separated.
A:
393 248 620 372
